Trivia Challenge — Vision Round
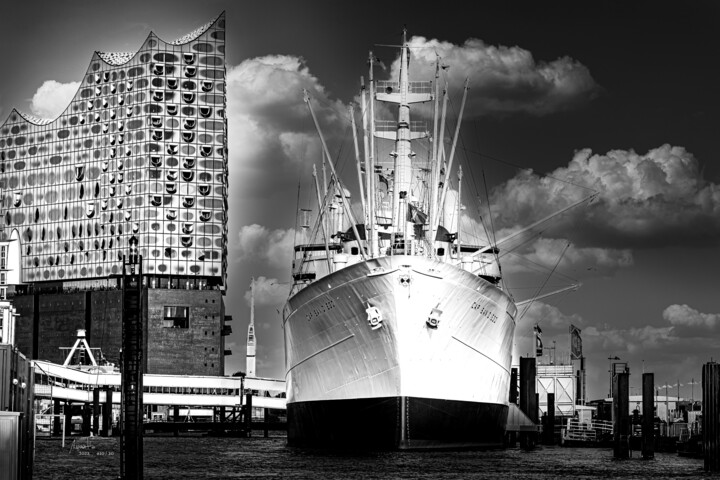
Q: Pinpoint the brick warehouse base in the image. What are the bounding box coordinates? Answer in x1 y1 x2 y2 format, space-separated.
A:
13 287 227 376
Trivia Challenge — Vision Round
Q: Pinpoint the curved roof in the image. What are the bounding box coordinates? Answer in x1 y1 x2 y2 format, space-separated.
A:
14 109 54 126
1 11 225 127
97 51 135 65
170 16 217 45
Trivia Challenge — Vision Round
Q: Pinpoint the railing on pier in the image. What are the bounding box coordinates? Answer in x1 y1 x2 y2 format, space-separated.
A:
562 418 613 442
659 421 693 438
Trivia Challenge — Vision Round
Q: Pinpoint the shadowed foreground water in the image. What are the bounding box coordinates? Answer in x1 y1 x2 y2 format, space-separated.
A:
33 434 715 479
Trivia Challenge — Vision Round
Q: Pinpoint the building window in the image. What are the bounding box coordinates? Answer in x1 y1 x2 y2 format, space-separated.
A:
0 272 5 285
162 306 189 328
0 287 6 300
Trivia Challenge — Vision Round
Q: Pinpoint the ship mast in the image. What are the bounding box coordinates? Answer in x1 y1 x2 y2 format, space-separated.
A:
374 28 432 250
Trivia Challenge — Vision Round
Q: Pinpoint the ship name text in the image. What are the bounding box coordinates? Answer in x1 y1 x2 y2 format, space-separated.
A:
305 299 337 321
470 302 498 323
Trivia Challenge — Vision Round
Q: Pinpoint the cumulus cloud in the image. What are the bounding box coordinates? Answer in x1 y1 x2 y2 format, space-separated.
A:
385 36 600 117
226 55 345 168
236 224 296 270
504 237 633 276
243 276 291 307
663 304 720 336
490 144 720 249
29 80 80 119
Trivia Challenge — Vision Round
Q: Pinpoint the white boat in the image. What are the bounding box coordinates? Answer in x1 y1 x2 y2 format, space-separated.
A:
283 30 517 449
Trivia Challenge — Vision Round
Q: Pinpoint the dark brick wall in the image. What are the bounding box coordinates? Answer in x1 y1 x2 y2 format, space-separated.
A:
36 293 87 364
13 288 225 376
13 295 35 359
147 289 225 376
89 290 124 368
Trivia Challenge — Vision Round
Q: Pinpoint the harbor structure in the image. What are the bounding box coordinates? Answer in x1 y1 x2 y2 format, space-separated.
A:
0 13 230 376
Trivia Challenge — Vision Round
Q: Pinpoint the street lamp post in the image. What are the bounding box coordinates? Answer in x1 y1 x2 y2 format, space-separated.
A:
608 356 620 398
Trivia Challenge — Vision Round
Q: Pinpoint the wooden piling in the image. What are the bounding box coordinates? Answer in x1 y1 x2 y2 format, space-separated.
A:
642 373 654 459
613 371 630 459
703 362 720 472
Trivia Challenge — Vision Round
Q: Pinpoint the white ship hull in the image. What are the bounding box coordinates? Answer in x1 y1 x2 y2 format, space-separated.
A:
283 255 517 449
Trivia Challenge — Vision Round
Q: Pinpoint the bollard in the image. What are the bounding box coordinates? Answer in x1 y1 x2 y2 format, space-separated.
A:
613 372 630 459
703 362 720 472
642 373 655 459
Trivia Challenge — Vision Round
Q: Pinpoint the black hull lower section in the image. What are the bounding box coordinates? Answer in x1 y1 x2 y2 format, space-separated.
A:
287 397 508 450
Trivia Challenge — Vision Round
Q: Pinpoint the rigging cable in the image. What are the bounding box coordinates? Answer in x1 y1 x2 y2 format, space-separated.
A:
518 241 571 321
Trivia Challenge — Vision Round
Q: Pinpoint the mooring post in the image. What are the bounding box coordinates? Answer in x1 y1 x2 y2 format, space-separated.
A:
64 401 73 435
703 362 720 472
613 371 630 459
519 357 537 448
92 388 100 436
120 247 144 479
53 398 61 436
264 408 269 438
103 387 113 437
82 402 91 436
642 373 655 459
245 393 253 437
546 393 555 445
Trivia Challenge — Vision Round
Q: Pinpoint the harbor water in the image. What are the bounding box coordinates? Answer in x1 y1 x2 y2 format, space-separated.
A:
33 434 715 479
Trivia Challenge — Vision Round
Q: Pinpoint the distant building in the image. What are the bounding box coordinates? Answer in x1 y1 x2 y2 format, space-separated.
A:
0 12 231 375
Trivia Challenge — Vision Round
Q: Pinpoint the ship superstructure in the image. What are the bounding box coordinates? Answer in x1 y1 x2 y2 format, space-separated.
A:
283 30 518 449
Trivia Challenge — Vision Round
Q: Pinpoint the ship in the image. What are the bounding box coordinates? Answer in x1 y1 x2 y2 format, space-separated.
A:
282 29 518 449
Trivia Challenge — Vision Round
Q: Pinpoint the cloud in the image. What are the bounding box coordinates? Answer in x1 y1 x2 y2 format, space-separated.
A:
29 80 80 119
243 276 291 307
225 55 353 234
489 144 720 249
236 224 296 270
663 304 720 336
384 36 600 117
504 237 633 276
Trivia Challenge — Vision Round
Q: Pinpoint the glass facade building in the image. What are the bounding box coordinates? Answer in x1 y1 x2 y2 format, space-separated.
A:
1 13 231 376
0 13 227 290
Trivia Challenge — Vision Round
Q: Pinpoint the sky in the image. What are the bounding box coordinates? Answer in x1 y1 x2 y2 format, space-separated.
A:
1 0 718 402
